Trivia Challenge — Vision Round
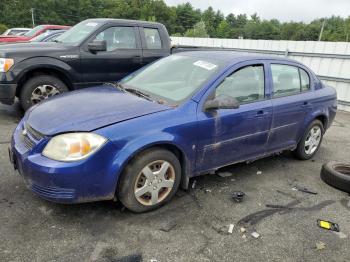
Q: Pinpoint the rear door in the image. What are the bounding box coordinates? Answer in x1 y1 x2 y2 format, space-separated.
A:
267 63 314 152
140 27 170 66
80 24 143 85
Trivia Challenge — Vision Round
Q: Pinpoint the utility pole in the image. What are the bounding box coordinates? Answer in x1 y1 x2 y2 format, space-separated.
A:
30 8 35 28
318 19 326 41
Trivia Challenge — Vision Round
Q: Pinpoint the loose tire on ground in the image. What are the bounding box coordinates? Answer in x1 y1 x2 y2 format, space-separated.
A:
321 161 350 194
20 75 68 111
294 119 324 160
118 148 181 213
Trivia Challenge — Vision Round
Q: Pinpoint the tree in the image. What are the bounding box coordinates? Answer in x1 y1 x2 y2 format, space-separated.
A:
0 24 7 34
216 20 232 38
174 2 201 35
0 0 349 42
202 7 224 37
184 21 208 37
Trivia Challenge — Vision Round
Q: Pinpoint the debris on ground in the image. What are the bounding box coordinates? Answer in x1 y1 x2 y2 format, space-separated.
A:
231 178 236 182
232 191 245 202
115 254 143 262
292 185 317 195
204 189 212 193
211 222 229 235
217 172 233 178
315 241 326 250
238 200 335 227
257 171 262 175
240 227 246 233
192 180 197 189
159 220 177 232
266 204 293 210
242 234 247 239
251 231 260 239
228 224 235 234
333 231 347 239
317 219 340 232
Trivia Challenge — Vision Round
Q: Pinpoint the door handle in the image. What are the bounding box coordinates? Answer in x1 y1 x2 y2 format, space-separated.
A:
254 110 269 118
301 101 310 107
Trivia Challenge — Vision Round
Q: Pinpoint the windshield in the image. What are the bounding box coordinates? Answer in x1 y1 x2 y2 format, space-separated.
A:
30 31 52 42
24 25 44 37
121 55 225 104
55 20 103 45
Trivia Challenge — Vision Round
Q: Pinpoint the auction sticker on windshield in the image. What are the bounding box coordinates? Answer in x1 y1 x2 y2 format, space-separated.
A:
193 60 218 70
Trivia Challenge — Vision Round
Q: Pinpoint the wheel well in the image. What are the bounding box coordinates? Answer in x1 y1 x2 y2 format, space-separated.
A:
16 68 72 97
120 144 190 191
315 115 328 129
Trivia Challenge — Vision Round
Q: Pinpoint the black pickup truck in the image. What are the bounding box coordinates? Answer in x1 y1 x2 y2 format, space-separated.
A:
0 19 172 110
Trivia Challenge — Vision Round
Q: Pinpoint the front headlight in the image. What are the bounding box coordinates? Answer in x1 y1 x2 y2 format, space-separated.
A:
0 58 14 72
42 133 107 162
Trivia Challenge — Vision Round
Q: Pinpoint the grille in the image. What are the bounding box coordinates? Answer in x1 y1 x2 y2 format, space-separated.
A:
20 123 44 150
25 123 44 141
31 184 75 199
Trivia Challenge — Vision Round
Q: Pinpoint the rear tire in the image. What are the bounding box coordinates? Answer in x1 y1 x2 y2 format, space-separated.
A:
118 148 181 213
20 75 68 111
294 120 324 160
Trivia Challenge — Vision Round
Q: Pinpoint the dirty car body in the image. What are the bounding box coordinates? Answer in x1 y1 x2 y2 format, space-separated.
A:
10 52 337 206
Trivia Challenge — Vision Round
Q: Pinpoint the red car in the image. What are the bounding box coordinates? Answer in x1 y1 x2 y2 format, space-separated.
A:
0 25 70 43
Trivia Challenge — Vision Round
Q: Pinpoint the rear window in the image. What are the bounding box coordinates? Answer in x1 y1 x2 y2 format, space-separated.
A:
144 28 162 49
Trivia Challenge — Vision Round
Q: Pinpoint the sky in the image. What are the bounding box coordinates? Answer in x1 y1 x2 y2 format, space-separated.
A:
164 0 350 22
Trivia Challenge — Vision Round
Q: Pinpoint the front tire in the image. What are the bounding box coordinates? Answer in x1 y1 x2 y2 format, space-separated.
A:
118 148 181 213
294 120 324 160
20 75 68 111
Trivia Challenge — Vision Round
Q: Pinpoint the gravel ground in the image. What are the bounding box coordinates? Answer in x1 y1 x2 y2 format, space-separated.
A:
0 102 349 262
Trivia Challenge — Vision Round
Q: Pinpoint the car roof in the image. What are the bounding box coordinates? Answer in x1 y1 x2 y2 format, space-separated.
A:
178 50 299 66
85 18 164 27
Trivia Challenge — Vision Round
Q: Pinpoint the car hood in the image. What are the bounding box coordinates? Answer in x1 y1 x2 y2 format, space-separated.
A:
0 42 74 57
25 85 171 136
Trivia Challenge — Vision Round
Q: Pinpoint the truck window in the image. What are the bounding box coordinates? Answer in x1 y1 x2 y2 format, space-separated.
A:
94 27 137 51
144 28 162 49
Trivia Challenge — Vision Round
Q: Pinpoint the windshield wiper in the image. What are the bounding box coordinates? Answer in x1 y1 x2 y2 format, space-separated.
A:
104 82 126 92
53 39 62 43
125 87 153 101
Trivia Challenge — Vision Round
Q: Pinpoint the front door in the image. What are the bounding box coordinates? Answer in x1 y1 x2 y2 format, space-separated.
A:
196 62 273 172
80 26 143 85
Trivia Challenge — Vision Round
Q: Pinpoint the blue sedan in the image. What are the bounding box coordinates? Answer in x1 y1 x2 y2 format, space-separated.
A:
10 52 337 212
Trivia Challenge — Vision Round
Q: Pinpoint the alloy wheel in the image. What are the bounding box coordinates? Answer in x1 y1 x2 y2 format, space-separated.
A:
31 84 60 104
134 160 175 206
304 126 322 155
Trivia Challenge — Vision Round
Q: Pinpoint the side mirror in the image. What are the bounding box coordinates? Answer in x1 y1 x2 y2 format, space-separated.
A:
88 40 107 52
204 94 240 111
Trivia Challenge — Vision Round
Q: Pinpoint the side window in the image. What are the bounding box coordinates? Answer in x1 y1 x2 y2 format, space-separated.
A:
299 68 310 91
271 64 300 96
144 28 162 49
216 65 265 104
94 27 136 51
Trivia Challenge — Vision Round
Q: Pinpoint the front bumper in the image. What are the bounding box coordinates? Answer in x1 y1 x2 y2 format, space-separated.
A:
10 120 121 204
0 83 17 105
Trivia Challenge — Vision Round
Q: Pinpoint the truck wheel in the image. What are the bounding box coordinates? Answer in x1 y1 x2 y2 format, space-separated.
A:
20 75 68 111
118 148 181 213
294 120 324 160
